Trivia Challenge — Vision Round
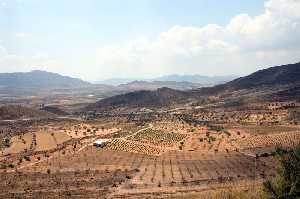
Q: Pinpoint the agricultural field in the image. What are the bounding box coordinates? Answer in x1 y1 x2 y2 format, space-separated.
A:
0 168 136 199
236 131 300 150
229 124 300 135
0 105 299 198
129 150 275 188
35 131 58 151
106 139 163 156
127 128 187 148
3 133 33 154
15 145 278 197
61 123 119 139
182 126 251 153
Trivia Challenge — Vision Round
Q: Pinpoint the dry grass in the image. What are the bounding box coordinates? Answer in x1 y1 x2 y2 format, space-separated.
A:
4 133 33 154
52 131 71 145
168 182 264 199
237 131 300 150
35 132 57 151
234 125 300 135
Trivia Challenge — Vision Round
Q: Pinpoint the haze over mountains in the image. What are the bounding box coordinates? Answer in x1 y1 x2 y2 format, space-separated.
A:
117 81 202 91
0 70 236 97
96 74 237 86
1 62 299 110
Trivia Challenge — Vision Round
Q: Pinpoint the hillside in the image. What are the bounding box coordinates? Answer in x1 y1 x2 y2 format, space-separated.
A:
225 62 300 90
40 106 69 116
85 87 196 111
0 70 90 89
0 105 55 120
196 62 300 95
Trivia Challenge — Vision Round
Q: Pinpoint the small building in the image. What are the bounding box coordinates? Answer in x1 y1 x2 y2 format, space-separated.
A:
93 139 106 148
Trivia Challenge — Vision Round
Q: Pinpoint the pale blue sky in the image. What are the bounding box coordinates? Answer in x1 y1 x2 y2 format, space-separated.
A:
0 0 299 81
1 0 264 53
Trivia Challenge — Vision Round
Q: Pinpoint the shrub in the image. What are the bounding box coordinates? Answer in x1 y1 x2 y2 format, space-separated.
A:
263 146 300 199
24 156 31 161
0 164 7 169
224 131 231 136
8 164 14 168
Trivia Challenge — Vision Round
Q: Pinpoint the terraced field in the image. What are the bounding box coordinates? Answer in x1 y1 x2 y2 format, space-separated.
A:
0 116 298 199
0 169 135 199
4 133 33 154
127 129 187 147
237 131 300 150
35 132 58 151
105 139 162 156
25 147 277 190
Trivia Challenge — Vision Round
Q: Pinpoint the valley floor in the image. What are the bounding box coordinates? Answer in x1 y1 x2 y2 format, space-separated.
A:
0 104 300 198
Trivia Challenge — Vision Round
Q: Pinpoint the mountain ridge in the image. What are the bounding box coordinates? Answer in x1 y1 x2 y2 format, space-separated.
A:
85 87 196 111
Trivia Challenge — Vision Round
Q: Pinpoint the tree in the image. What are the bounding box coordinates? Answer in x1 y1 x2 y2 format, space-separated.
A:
263 146 300 199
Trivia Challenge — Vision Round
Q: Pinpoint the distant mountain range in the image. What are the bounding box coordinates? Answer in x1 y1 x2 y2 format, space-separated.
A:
0 70 235 97
85 62 300 111
3 61 299 110
153 74 237 85
118 80 202 91
96 75 237 86
0 70 90 89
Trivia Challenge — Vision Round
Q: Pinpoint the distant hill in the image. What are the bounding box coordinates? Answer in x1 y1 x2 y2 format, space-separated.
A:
0 70 91 89
152 74 237 85
96 78 137 86
0 105 55 120
225 62 300 90
197 62 300 95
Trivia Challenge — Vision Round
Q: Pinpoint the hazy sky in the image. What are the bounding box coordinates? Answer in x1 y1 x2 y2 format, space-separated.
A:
0 0 299 81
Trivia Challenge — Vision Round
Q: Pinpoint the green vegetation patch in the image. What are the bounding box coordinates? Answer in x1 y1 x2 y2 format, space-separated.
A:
127 129 187 147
